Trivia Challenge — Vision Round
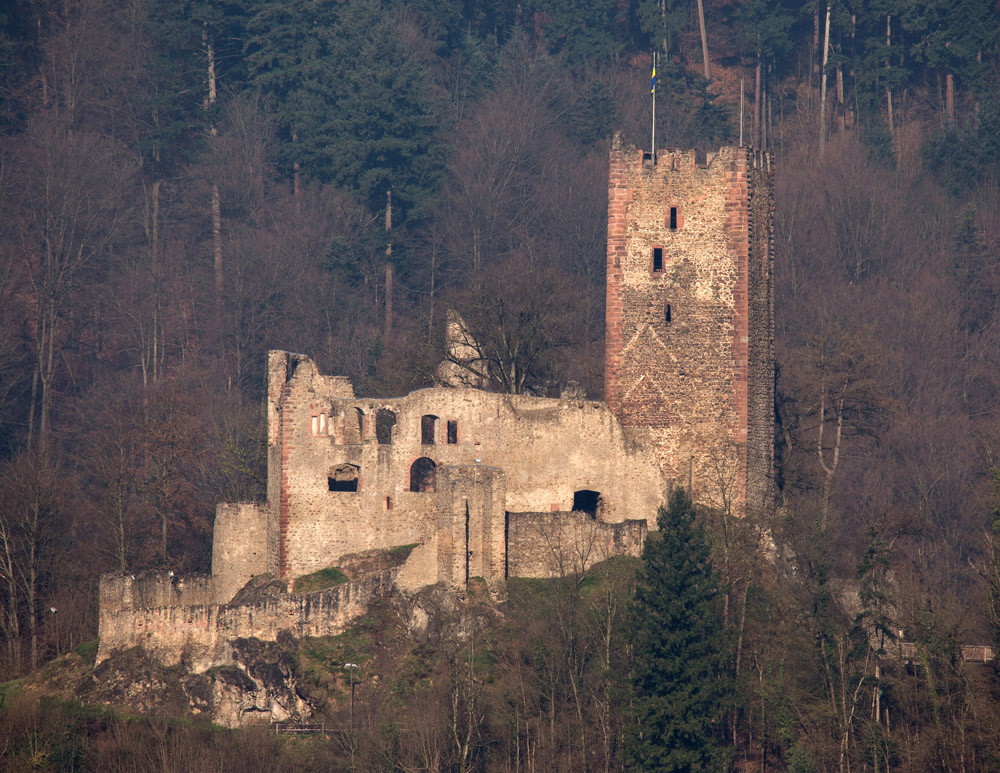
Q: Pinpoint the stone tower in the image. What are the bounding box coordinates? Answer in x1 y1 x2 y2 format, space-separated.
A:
604 136 774 517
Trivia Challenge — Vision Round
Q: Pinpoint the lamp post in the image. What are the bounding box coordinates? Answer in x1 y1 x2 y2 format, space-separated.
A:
344 662 359 726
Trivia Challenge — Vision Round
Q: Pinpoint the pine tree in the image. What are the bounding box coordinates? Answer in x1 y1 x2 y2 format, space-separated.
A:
627 488 732 772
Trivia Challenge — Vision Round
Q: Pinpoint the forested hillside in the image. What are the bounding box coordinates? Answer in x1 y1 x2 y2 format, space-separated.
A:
2 0 1000 768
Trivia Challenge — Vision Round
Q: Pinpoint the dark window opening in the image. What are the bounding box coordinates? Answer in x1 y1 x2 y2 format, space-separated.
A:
410 457 437 493
375 409 396 445
669 207 678 230
447 420 458 445
572 490 602 518
328 464 360 492
695 148 708 167
385 496 393 510
652 247 663 272
665 303 672 323
642 150 655 166
421 414 438 445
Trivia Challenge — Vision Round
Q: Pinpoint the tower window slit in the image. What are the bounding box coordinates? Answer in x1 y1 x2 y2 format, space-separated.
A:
669 207 678 230
665 303 671 323
652 248 663 272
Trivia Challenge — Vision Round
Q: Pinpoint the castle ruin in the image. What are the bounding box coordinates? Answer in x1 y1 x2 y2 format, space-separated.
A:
97 137 774 678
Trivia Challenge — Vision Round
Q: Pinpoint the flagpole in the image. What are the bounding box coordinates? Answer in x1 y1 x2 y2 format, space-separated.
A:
740 76 744 146
651 52 657 162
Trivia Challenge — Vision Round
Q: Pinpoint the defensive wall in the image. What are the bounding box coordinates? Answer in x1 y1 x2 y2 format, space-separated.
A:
97 569 398 671
506 512 647 578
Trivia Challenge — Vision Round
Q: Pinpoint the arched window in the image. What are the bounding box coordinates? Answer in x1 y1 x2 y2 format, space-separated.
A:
328 464 360 492
409 457 437 493
572 490 602 518
376 409 396 445
421 414 438 445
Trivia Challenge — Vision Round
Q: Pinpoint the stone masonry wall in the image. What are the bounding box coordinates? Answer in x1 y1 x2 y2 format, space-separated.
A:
604 136 773 514
99 571 213 614
506 511 647 578
745 157 775 518
97 568 398 672
212 502 268 604
252 352 665 584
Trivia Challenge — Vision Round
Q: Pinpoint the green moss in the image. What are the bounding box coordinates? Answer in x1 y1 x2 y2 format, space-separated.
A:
74 639 99 663
389 543 420 560
292 566 348 594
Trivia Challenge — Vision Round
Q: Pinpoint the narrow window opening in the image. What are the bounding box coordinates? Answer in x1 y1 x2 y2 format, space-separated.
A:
342 408 363 443
572 490 602 518
447 420 458 445
376 409 396 445
311 416 319 435
421 414 438 445
665 303 672 323
669 207 678 230
319 413 327 435
385 496 393 510
410 457 437 493
328 463 360 492
652 247 663 272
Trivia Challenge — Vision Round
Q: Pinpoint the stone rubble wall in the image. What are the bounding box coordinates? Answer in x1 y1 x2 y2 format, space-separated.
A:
97 568 398 672
212 502 268 604
99 571 213 613
506 511 647 578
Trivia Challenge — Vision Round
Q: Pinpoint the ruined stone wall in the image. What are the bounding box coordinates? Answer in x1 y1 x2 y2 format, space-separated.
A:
212 503 268 604
97 569 398 672
258 353 664 584
435 466 506 588
745 158 775 518
506 511 647 578
605 137 773 514
99 572 213 614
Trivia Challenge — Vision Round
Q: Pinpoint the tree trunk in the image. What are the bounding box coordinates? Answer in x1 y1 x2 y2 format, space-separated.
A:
945 72 955 124
753 55 761 148
819 4 832 154
385 191 393 338
836 64 845 133
885 15 894 132
696 0 710 81
212 182 223 308
812 3 820 79
760 67 768 152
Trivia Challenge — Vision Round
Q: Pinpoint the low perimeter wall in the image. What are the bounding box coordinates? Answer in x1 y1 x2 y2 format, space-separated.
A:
97 569 398 672
507 512 647 578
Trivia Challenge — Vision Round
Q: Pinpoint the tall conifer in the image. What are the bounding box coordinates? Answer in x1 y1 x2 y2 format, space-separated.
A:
627 488 732 771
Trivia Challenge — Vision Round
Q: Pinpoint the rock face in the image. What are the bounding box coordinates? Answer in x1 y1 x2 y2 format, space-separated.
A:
80 632 315 728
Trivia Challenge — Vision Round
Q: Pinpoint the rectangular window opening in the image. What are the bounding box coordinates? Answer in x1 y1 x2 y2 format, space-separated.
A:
652 248 663 272
447 420 458 444
669 207 678 230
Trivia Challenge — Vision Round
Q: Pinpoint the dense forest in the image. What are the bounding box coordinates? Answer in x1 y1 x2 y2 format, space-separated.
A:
2 0 1000 768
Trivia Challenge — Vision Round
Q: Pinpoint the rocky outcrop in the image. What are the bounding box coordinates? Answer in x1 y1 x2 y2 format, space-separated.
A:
79 632 316 728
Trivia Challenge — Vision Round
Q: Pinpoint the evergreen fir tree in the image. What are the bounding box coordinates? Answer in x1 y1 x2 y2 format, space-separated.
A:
627 488 732 772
